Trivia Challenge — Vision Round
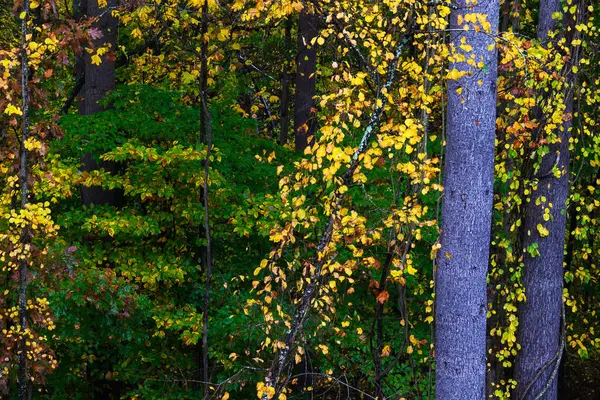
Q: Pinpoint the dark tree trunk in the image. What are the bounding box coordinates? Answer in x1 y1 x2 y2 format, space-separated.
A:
79 0 116 116
513 0 574 398
279 17 292 146
500 0 520 32
293 9 317 153
434 1 499 399
80 0 122 207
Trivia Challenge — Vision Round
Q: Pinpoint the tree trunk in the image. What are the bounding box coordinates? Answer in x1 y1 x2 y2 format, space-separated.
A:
293 9 317 153
513 0 575 398
500 0 520 33
80 0 122 207
279 17 292 146
434 1 499 399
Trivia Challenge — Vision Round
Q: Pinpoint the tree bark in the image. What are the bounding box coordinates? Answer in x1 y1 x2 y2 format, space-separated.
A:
513 2 574 398
279 17 292 146
80 0 122 207
293 9 317 153
434 1 499 399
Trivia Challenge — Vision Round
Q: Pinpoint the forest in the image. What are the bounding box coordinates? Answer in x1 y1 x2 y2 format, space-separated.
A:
0 0 599 398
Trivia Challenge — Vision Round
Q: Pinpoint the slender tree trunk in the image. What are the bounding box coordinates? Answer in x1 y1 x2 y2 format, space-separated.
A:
500 0 520 32
500 0 511 32
513 1 575 398
279 17 292 146
199 0 209 145
293 9 317 153
80 0 122 207
199 2 212 398
18 0 31 398
434 1 499 399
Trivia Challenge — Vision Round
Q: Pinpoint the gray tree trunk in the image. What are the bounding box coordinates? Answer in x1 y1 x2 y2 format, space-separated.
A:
513 0 572 398
293 9 317 153
435 1 499 399
80 0 122 206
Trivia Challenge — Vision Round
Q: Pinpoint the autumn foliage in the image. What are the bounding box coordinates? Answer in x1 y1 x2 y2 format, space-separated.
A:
0 0 599 399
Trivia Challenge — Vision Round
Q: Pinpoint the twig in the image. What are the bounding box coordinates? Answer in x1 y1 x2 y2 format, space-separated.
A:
60 75 85 115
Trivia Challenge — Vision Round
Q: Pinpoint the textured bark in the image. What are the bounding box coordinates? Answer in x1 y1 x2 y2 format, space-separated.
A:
513 0 573 398
434 1 499 399
80 0 122 207
279 17 292 146
293 9 317 153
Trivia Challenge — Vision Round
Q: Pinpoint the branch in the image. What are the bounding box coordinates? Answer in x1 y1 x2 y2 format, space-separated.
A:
60 75 85 115
263 33 411 400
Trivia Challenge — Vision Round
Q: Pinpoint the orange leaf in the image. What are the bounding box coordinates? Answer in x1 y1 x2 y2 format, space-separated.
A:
377 290 389 304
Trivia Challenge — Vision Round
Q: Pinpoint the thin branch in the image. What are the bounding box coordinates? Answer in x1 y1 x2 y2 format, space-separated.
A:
263 33 411 400
59 75 85 115
18 0 31 397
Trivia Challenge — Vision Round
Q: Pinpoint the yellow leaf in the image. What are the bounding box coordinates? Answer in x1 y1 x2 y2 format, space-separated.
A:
318 344 329 355
317 37 325 45
381 345 391 357
536 223 549 237
297 209 306 220
91 54 102 66
4 104 23 116
447 68 461 80
131 28 143 39
406 265 417 275
222 393 229 400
